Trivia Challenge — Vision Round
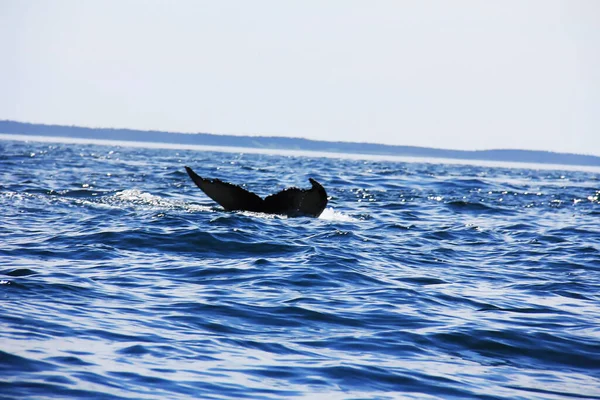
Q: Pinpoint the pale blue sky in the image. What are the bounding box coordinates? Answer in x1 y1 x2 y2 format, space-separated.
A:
2 1 599 155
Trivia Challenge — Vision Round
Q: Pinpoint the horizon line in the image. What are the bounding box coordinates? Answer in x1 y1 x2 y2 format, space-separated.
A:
2 118 597 158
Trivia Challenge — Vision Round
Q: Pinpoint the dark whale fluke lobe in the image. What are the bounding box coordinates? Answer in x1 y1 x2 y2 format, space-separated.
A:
185 166 327 217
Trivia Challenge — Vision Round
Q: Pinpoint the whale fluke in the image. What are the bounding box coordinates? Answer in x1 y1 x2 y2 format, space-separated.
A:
185 166 327 217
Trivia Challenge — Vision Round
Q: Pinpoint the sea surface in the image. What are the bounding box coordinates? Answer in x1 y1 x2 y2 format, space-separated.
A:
1 137 599 400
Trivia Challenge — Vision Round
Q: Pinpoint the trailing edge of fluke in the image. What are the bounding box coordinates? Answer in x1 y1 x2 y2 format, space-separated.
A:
184 166 328 217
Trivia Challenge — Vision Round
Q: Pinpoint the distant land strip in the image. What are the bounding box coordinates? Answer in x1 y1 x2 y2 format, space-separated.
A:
1 120 599 167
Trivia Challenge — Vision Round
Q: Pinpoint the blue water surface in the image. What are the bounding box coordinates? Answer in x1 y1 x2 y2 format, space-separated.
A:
1 138 599 400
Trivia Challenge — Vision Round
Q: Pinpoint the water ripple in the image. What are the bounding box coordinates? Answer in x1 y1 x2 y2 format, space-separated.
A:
1 139 599 399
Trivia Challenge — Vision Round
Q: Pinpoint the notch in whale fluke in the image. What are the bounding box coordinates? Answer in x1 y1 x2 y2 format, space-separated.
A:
184 166 327 217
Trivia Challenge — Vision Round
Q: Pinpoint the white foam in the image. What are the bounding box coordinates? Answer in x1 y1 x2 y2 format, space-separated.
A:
236 210 285 219
319 207 359 222
101 189 211 212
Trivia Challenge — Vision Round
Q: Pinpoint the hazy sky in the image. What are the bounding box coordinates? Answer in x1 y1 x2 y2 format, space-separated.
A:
2 1 599 155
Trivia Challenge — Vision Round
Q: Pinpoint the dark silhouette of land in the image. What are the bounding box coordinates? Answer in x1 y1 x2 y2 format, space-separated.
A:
1 120 599 167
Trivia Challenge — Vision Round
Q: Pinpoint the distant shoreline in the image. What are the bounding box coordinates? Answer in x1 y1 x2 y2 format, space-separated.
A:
5 133 600 174
1 120 599 168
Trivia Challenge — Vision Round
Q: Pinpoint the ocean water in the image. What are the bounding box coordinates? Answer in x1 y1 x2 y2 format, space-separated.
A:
1 137 599 400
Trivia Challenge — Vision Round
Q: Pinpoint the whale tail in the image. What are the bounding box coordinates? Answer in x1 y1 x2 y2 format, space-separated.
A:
184 166 264 212
185 166 327 217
